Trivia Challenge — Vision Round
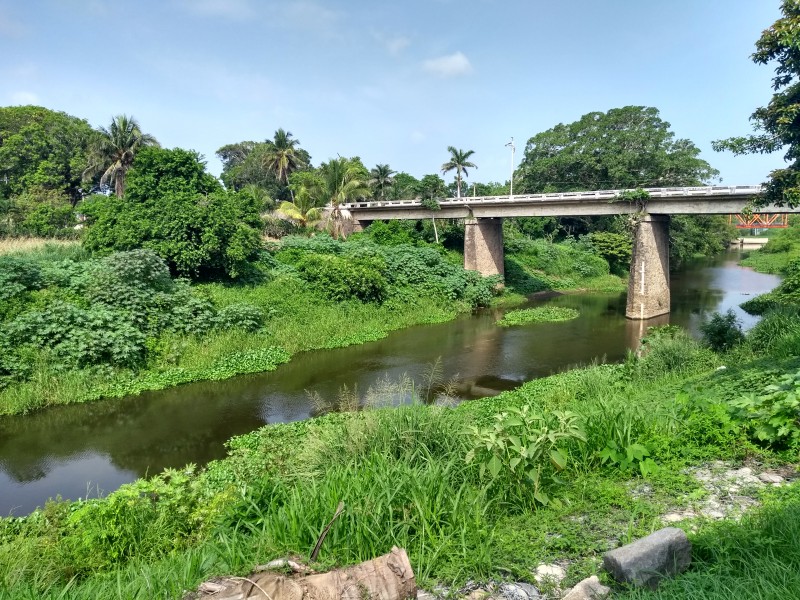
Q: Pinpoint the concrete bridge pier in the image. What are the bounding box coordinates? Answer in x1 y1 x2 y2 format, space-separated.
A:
464 217 504 278
626 214 670 320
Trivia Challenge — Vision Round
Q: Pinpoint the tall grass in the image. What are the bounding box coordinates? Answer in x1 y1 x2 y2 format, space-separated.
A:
0 238 80 256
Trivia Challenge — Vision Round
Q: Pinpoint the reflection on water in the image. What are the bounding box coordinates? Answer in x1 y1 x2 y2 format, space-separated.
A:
0 253 781 515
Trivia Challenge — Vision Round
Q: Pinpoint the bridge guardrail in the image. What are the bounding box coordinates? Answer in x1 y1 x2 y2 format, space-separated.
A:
342 185 765 210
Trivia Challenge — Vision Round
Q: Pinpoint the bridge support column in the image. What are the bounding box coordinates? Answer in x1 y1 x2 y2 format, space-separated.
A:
626 214 670 320
464 217 504 278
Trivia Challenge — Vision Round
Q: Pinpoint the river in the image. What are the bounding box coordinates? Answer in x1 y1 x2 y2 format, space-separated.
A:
0 252 780 516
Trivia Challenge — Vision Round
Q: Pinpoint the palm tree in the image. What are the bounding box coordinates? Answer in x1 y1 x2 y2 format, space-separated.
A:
276 186 323 228
440 146 477 198
319 157 370 239
369 164 396 200
85 115 159 197
263 128 307 187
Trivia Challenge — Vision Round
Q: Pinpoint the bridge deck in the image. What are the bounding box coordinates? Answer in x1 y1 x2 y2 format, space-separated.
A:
342 185 800 220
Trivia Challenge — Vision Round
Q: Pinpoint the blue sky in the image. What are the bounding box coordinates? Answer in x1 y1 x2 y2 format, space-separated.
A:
0 0 788 189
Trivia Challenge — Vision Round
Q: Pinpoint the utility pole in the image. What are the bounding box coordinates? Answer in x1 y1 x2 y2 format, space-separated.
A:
505 137 515 198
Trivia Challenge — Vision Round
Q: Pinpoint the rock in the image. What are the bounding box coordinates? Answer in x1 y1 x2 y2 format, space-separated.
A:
560 576 610 600
499 583 539 600
533 564 566 586
465 590 490 600
417 591 437 600
602 527 692 589
662 511 695 523
758 472 784 484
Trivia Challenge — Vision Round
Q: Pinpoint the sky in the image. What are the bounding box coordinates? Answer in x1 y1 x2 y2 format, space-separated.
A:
0 0 789 189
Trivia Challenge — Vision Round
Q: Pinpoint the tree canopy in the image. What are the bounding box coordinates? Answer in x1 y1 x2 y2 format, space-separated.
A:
83 147 261 279
441 146 477 198
517 106 719 193
713 0 800 207
84 115 159 197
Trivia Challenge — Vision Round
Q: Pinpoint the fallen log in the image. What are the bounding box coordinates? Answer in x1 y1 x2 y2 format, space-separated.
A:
187 547 416 600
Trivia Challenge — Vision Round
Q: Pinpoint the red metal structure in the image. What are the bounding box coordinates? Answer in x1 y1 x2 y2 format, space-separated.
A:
728 213 789 229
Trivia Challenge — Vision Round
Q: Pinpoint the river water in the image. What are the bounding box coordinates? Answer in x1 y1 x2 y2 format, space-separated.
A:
0 253 780 516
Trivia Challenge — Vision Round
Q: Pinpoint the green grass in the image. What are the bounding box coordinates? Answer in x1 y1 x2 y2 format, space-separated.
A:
3 326 800 598
619 487 800 600
496 306 579 327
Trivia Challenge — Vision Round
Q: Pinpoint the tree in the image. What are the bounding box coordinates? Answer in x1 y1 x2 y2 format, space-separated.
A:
263 129 308 188
0 106 96 207
518 106 718 193
369 164 396 200
277 187 323 228
317 157 370 238
712 1 800 207
84 115 159 197
417 174 447 243
514 106 732 260
387 172 419 200
83 147 261 279
441 146 477 198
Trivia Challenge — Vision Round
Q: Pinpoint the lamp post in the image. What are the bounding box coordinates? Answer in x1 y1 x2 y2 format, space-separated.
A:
505 137 515 198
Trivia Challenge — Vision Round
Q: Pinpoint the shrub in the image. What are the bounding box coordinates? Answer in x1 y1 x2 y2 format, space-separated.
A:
729 369 800 449
700 309 745 352
294 253 387 302
3 302 146 369
466 404 586 508
215 303 265 332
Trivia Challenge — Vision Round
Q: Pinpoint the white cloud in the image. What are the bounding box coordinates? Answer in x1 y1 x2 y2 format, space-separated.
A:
10 91 39 105
179 0 254 20
422 52 473 77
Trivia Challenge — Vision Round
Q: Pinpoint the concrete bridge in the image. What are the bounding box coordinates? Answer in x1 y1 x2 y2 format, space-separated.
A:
342 185 800 320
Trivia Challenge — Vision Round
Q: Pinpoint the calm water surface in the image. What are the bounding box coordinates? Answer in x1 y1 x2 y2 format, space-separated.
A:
0 253 780 515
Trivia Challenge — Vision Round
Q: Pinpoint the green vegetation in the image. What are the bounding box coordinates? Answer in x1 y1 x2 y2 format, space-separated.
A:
496 306 579 327
1 315 798 598
0 236 497 415
713 0 800 208
504 235 625 295
620 489 800 600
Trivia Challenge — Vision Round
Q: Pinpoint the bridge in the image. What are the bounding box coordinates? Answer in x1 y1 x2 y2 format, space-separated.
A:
341 185 800 320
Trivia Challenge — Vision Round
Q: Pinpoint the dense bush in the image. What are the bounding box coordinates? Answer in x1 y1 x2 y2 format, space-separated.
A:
82 147 263 280
214 303 265 332
294 253 387 302
0 250 236 387
700 309 745 351
273 235 497 308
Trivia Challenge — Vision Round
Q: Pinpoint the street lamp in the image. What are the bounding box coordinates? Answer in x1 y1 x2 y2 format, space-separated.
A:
505 137 515 198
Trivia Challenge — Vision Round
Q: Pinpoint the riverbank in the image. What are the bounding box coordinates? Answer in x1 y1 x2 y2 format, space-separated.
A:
0 237 625 417
1 315 798 598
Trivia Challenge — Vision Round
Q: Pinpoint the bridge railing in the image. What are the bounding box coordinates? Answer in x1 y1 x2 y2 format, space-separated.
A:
342 185 764 210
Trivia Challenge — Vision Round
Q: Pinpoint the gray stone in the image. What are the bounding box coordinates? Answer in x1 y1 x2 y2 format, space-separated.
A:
561 576 610 600
602 527 691 589
758 472 784 484
417 591 437 600
499 582 539 600
534 563 566 585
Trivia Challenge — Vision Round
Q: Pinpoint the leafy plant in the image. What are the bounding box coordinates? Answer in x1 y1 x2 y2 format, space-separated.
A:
466 404 586 507
729 369 800 448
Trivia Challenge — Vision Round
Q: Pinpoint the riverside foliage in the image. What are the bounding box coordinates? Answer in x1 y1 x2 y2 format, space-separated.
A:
0 236 498 415
1 316 798 598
